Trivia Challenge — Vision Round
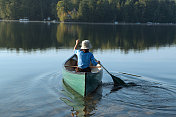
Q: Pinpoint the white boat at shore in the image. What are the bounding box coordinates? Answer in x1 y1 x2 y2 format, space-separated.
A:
19 18 29 22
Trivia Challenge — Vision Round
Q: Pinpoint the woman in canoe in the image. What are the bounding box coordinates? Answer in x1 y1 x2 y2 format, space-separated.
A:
74 40 100 72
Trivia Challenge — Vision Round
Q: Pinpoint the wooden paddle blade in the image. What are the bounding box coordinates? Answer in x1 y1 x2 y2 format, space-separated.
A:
110 74 126 85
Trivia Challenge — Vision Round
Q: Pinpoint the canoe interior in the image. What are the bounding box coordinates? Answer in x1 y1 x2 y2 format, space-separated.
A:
64 54 102 73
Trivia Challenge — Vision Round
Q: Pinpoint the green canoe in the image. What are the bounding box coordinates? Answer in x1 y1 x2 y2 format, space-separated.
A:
62 54 103 97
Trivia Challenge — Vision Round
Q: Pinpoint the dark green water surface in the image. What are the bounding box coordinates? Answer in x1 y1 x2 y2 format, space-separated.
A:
0 22 176 117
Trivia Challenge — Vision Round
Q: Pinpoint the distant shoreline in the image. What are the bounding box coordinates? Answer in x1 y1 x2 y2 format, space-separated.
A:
1 19 176 26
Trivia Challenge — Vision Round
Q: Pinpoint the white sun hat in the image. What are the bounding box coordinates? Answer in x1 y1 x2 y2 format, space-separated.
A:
81 40 92 49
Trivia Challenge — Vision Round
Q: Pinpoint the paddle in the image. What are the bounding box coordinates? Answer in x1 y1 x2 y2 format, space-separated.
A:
100 63 126 86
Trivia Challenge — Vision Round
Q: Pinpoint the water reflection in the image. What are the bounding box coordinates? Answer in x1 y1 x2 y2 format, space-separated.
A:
0 22 176 52
56 23 176 52
0 22 59 51
61 80 102 117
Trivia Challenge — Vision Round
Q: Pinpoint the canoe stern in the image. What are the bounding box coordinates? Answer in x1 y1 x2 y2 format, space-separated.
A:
62 68 86 96
85 69 103 96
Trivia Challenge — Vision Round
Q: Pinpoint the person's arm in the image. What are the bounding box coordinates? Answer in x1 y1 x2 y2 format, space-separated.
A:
74 40 79 50
90 54 100 66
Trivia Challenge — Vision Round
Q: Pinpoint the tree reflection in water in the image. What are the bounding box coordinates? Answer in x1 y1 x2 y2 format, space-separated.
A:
0 22 176 52
56 23 176 53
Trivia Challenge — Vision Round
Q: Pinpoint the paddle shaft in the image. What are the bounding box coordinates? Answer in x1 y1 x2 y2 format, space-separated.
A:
100 64 112 75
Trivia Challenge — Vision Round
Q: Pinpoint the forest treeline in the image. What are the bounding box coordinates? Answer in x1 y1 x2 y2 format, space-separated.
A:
0 0 176 23
57 0 176 23
0 0 58 20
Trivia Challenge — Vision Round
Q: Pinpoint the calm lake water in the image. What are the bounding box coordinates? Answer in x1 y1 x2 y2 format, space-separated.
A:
0 21 176 117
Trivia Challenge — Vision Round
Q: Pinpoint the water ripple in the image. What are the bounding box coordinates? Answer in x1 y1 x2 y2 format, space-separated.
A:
100 72 176 116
